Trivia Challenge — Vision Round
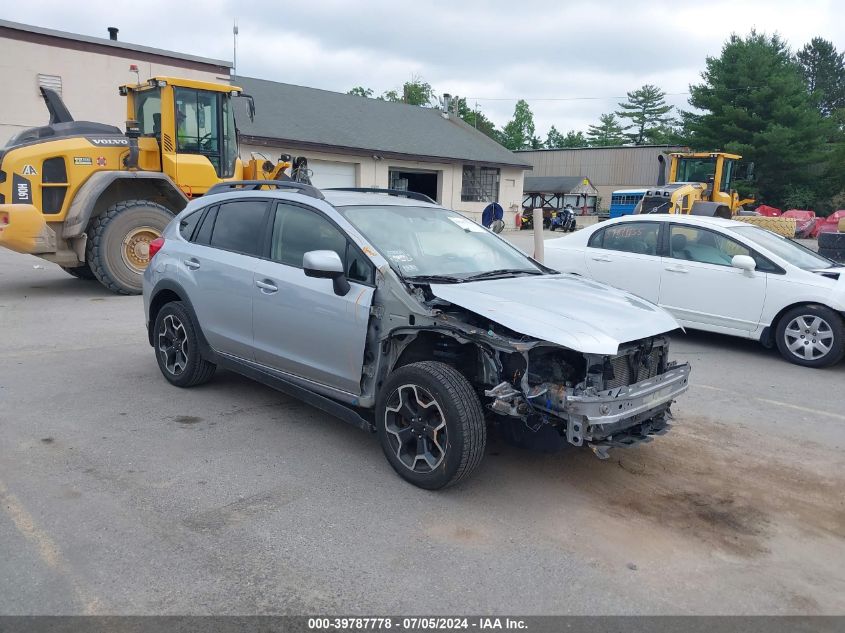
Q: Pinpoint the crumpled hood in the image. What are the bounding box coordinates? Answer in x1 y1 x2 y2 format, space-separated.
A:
430 274 681 355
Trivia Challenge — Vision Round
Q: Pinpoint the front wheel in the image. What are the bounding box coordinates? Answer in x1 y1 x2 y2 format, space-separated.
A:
376 361 486 489
86 199 173 295
775 305 845 368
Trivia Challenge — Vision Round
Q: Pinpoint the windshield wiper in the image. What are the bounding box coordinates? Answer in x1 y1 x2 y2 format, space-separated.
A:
463 268 544 282
404 274 463 284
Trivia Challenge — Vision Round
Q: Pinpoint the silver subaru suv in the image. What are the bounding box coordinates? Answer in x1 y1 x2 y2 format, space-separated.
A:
143 182 690 489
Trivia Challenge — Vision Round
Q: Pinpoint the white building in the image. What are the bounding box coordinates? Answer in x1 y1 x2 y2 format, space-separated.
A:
0 19 529 224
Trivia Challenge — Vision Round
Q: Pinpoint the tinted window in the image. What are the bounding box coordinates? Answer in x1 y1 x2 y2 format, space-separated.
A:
271 204 373 283
193 206 217 245
208 200 268 256
591 222 660 255
179 210 203 240
669 225 777 272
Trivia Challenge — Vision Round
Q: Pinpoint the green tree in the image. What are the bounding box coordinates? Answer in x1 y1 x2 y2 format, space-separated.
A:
545 125 566 148
381 76 435 106
455 97 501 142
796 37 845 117
500 99 536 150
586 113 627 146
347 86 374 98
684 31 830 204
561 130 587 147
617 84 674 144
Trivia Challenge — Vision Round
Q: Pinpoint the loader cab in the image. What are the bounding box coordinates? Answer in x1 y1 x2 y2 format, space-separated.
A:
669 152 740 207
123 77 242 194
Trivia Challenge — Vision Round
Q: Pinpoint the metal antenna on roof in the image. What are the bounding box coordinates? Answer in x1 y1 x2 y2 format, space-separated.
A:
233 20 239 76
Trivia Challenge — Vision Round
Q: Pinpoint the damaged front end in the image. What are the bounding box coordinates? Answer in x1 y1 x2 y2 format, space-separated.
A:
483 336 690 459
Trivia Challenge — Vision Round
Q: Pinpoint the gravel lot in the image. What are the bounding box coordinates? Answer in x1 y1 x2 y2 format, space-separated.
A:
1 245 843 615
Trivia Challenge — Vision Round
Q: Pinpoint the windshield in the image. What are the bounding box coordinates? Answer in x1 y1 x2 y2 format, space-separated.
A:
732 226 835 270
338 205 542 280
675 157 716 184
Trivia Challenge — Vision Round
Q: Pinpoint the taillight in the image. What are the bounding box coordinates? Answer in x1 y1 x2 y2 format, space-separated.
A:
148 237 165 259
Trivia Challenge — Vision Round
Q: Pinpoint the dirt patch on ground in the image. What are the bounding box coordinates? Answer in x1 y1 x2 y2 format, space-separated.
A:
586 415 845 557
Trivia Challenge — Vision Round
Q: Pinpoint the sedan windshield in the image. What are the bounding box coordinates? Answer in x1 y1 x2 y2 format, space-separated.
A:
338 205 542 280
732 225 835 270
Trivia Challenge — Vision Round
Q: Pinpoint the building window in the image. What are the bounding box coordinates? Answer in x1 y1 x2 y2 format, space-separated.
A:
461 165 500 202
37 74 62 96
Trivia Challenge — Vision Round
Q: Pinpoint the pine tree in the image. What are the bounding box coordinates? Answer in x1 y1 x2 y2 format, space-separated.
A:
684 31 830 204
616 85 674 144
796 37 845 117
545 126 566 148
586 113 627 146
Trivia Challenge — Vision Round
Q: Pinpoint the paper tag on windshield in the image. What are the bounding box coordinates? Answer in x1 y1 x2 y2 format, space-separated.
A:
448 216 485 232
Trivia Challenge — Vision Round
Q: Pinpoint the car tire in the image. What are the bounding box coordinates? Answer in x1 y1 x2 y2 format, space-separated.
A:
775 305 845 368
153 301 217 387
550 225 556 232
86 199 173 295
376 361 486 489
61 263 96 280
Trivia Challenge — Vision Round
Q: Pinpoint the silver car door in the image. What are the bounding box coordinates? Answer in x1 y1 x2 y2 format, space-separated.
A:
252 201 374 395
178 200 271 360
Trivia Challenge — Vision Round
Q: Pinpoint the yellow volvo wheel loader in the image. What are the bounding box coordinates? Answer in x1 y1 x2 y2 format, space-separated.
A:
636 151 796 237
0 77 291 294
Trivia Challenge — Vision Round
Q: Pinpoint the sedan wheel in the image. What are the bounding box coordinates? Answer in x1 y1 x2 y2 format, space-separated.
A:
775 305 845 368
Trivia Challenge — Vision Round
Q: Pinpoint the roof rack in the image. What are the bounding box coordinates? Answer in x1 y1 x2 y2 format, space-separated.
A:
206 180 324 200
324 187 437 205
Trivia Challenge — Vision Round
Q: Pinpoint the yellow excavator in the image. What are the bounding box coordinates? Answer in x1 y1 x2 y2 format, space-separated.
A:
0 76 292 293
636 151 796 236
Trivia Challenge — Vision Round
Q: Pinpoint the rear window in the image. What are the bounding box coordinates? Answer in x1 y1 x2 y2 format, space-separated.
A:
208 200 269 256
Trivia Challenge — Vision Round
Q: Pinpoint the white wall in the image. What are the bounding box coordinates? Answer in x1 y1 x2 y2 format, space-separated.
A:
0 35 228 143
240 143 525 227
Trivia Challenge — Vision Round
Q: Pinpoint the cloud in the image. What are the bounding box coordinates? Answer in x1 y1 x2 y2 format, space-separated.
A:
4 0 844 134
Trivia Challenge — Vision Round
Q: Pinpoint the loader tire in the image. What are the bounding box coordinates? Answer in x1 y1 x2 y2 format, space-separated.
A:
818 232 845 249
86 200 173 295
818 247 845 264
61 263 96 280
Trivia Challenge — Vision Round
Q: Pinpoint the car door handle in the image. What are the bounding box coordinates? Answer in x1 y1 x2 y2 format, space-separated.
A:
184 258 200 270
664 265 689 273
591 255 612 262
255 279 278 293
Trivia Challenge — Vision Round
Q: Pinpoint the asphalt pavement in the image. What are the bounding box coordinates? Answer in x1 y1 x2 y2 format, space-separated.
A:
1 247 843 615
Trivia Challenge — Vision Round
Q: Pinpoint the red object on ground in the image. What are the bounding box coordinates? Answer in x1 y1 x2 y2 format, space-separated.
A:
515 212 522 228
811 210 845 238
783 209 817 237
755 204 782 216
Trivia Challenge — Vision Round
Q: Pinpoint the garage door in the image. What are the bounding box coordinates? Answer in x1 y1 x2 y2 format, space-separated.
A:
307 160 357 189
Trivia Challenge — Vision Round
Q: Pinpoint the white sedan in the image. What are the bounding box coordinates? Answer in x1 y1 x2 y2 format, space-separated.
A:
543 214 845 367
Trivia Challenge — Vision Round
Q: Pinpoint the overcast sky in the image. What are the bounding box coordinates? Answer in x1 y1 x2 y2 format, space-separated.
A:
4 1 844 137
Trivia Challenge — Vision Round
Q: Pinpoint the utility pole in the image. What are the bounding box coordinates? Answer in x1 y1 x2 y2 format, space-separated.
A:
233 20 239 76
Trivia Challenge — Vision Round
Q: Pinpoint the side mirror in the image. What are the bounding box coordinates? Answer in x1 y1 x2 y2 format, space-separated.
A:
303 250 350 296
731 254 756 273
490 219 505 234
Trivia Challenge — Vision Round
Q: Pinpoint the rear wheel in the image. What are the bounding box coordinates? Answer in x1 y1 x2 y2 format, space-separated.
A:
153 301 216 387
61 263 96 280
775 305 845 368
376 361 486 489
86 199 173 295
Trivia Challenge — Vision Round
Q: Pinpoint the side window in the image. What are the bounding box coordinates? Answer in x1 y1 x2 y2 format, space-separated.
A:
271 203 373 283
179 210 203 241
597 222 660 255
208 200 269 256
669 225 752 266
193 206 218 245
587 228 604 248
